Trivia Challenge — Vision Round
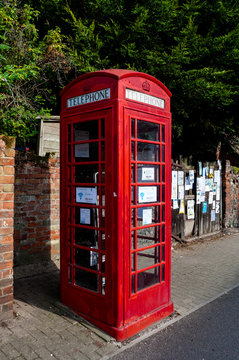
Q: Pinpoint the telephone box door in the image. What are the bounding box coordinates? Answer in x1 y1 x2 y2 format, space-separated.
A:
61 108 115 325
124 108 171 323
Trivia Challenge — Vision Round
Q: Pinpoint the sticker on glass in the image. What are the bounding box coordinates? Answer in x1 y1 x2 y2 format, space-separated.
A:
80 208 91 224
142 167 155 181
142 208 153 225
75 143 89 158
76 187 97 204
138 186 157 203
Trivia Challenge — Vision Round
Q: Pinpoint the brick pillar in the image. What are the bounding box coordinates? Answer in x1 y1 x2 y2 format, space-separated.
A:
0 136 15 321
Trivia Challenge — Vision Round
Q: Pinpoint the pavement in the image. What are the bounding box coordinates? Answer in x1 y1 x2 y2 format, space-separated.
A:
0 230 239 360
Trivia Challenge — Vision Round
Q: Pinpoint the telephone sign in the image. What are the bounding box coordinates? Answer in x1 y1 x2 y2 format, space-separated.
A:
60 69 173 340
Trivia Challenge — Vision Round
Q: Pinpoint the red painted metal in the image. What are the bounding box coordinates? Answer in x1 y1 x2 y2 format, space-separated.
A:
60 70 173 340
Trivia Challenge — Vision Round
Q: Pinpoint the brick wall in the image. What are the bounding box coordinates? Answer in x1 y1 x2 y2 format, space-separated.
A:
0 136 15 321
14 152 60 265
223 160 239 228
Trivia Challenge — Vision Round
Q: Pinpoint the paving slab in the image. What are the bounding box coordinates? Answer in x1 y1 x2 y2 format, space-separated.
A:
0 232 238 359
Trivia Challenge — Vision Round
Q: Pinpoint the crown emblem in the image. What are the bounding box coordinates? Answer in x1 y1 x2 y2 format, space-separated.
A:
142 81 150 92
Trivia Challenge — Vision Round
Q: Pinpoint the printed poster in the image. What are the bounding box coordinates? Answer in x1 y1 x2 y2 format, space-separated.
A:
198 162 202 176
189 170 194 185
178 171 184 186
142 208 153 225
216 202 220 214
187 200 195 220
173 199 179 209
76 187 97 204
209 167 214 178
138 186 157 203
202 201 208 213
196 190 201 204
142 167 155 181
214 170 220 183
178 185 184 200
171 171 178 199
80 208 91 224
208 191 214 205
211 210 216 222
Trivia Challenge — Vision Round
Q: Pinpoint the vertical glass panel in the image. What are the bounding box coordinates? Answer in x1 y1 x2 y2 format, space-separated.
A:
131 118 135 138
67 186 71 202
161 244 165 262
68 166 71 182
75 164 99 183
101 164 105 183
131 253 135 271
74 142 98 162
161 264 165 282
162 205 165 222
131 209 135 228
75 248 99 270
74 120 98 141
131 142 135 160
101 276 106 295
137 226 160 248
101 232 105 251
162 185 165 202
68 206 71 224
101 119 105 138
68 124 71 142
68 145 71 162
137 206 160 227
162 165 165 182
101 208 105 229
137 246 160 271
131 186 135 204
161 125 165 143
75 227 98 247
131 165 135 182
137 143 160 162
161 225 165 242
68 246 72 263
162 145 165 163
101 254 105 273
137 120 160 141
131 231 135 250
137 267 160 291
101 186 105 206
75 268 99 292
68 227 72 243
75 207 98 227
101 141 105 161
137 165 160 183
131 275 136 294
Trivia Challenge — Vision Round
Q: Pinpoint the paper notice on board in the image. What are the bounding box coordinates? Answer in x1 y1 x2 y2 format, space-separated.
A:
75 143 90 158
213 200 216 209
172 171 177 184
173 199 179 209
214 170 220 183
178 171 184 186
202 201 207 213
76 187 97 204
211 209 216 222
142 208 152 225
142 167 155 181
216 202 220 213
209 191 214 204
189 170 194 184
216 184 220 201
196 190 201 204
178 185 184 200
138 186 157 203
171 184 177 200
187 200 195 219
80 208 91 224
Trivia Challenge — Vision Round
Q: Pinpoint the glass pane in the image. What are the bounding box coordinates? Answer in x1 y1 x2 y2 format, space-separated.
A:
68 145 71 162
75 207 99 227
68 125 71 142
101 119 105 138
131 118 135 138
131 231 135 250
131 253 135 271
101 142 105 161
101 232 105 250
137 143 160 162
75 267 98 292
161 225 165 242
162 165 165 182
137 206 160 227
101 276 106 295
137 267 160 291
137 246 160 270
137 165 160 183
161 125 165 143
75 164 99 183
161 244 165 262
131 186 135 204
137 120 160 141
162 205 165 222
131 164 135 182
162 145 165 162
75 227 98 248
131 274 136 294
137 226 160 248
161 185 165 202
74 142 98 162
131 142 135 160
68 266 72 284
161 264 165 281
101 208 105 229
137 186 159 204
68 166 71 182
131 209 135 228
74 120 98 141
101 164 105 183
101 186 105 206
67 186 71 202
101 254 105 273
75 248 99 270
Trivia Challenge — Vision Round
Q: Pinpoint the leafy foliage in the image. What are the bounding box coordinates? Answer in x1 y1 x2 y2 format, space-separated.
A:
1 0 239 159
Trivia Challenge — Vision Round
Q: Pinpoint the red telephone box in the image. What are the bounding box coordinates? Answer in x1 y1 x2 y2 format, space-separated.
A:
60 69 173 340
